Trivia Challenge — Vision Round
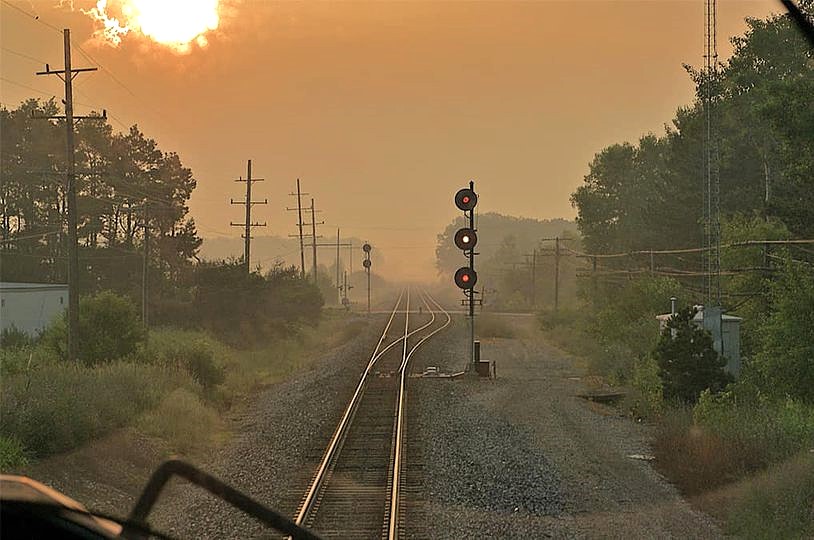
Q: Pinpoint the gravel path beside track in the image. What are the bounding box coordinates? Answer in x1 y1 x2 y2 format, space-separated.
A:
410 313 721 539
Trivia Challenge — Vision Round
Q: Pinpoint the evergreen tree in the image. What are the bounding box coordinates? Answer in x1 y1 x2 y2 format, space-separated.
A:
654 307 731 403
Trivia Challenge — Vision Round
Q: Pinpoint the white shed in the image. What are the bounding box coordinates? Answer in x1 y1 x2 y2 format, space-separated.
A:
0 282 68 337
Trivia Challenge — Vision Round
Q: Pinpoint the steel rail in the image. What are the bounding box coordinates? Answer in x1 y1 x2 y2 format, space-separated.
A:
387 291 451 540
294 288 439 530
293 288 405 527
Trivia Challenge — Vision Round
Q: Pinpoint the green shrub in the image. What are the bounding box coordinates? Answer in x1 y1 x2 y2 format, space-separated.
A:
0 361 197 457
0 435 29 471
753 261 814 403
143 329 226 391
138 388 221 455
44 290 145 365
654 307 731 403
627 354 664 418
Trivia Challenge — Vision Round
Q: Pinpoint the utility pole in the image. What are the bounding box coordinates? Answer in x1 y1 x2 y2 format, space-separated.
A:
230 159 267 273
554 236 561 311
286 179 308 279
35 28 105 363
305 199 326 283
311 199 318 282
535 237 562 311
336 228 341 304
312 233 352 302
532 248 537 308
142 202 150 331
523 248 538 309
341 270 353 309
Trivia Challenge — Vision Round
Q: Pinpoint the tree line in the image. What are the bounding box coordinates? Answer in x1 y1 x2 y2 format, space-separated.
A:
572 7 813 257
1 98 323 343
570 6 814 404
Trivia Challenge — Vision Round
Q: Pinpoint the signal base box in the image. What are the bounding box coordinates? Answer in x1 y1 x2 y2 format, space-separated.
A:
476 360 493 378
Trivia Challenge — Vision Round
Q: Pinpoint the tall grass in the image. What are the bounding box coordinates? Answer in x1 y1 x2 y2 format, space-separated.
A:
0 361 199 457
726 453 814 539
0 435 29 471
654 395 814 495
138 388 222 454
0 314 370 462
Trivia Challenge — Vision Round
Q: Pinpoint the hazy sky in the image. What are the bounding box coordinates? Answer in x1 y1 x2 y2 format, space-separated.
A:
1 0 780 280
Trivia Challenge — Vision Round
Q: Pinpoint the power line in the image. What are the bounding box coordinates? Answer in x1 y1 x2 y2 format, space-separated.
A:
1 0 168 133
0 76 58 99
1 0 63 34
2 46 48 64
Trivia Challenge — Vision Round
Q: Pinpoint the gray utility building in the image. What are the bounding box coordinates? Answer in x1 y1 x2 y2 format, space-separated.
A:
0 282 68 337
657 303 742 378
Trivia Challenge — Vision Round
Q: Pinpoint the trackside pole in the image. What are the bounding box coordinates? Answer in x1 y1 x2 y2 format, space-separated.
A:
468 180 476 371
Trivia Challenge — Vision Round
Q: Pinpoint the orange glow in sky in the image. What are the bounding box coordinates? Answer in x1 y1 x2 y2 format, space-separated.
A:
83 0 220 53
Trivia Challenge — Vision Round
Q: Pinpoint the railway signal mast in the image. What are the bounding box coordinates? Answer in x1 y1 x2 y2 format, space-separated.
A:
362 243 372 313
453 181 479 370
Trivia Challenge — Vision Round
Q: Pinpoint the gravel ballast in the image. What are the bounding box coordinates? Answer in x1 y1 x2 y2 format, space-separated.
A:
408 313 722 539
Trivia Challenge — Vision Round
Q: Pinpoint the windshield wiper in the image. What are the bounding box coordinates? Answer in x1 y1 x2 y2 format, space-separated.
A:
123 460 322 540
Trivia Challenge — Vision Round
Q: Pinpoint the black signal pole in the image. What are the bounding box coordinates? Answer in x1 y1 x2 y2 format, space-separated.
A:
453 182 479 370
468 181 475 322
468 180 476 369
363 243 372 313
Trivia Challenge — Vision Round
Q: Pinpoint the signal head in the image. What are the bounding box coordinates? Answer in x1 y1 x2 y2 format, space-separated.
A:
454 228 478 251
363 259 372 268
362 243 372 253
454 267 478 289
455 188 478 211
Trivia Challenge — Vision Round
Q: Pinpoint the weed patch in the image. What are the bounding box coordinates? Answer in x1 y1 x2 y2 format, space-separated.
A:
726 453 814 539
138 388 222 455
0 362 198 458
0 435 29 471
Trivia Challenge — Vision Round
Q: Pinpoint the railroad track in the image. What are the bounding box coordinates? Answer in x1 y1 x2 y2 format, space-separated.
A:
293 288 451 539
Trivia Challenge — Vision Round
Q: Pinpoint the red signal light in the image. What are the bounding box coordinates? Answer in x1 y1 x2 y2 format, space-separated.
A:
455 188 478 211
454 267 477 289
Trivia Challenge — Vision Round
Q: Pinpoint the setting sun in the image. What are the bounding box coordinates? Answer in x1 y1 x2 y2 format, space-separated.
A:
84 0 220 52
